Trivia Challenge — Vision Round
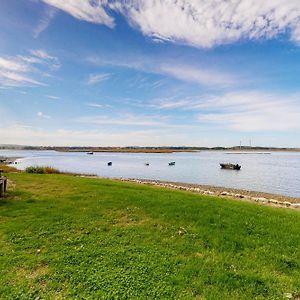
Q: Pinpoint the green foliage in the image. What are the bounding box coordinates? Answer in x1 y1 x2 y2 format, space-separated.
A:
25 166 45 174
0 173 299 299
25 166 60 174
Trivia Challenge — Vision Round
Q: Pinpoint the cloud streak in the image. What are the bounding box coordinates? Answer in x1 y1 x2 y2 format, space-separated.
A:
41 0 115 28
197 92 300 131
37 111 51 119
0 50 60 87
33 6 57 38
87 73 110 85
79 114 165 127
153 91 300 132
87 55 236 88
159 64 236 87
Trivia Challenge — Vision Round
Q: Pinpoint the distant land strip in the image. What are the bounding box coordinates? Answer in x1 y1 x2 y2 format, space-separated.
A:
1 145 300 153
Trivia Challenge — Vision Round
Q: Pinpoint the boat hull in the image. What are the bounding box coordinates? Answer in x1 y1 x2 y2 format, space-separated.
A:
220 163 241 170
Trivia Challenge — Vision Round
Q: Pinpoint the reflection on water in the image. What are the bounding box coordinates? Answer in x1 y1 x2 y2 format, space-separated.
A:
1 150 299 197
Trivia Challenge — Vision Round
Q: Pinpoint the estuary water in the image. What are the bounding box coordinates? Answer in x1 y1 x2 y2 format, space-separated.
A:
1 150 300 197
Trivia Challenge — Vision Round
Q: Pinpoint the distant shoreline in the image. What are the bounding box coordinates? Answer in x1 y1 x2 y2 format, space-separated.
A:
55 149 196 153
1 146 300 153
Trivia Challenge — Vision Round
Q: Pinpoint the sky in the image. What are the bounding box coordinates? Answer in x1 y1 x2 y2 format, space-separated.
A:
0 0 300 147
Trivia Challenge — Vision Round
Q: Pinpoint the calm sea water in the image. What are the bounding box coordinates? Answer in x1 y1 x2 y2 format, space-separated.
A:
1 150 300 197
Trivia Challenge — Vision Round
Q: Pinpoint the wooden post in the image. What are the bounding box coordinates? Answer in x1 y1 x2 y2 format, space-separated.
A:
3 177 7 193
0 179 3 197
0 177 7 197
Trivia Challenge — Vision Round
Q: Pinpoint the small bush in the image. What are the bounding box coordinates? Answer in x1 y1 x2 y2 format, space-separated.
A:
44 166 60 174
25 166 60 174
25 166 46 174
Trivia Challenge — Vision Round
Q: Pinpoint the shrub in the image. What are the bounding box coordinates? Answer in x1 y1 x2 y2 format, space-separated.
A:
43 166 60 174
25 166 45 174
25 166 60 174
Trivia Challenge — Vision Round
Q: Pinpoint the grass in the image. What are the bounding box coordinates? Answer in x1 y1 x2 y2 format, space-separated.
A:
0 171 299 299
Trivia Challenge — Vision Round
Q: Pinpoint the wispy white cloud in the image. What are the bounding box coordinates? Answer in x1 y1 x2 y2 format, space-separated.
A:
0 50 60 87
87 55 236 88
30 49 61 70
151 97 194 109
150 91 300 132
159 64 235 87
86 103 106 108
46 95 61 100
197 92 300 131
79 114 165 127
33 6 57 38
87 73 110 85
37 111 51 119
41 0 115 28
0 57 43 86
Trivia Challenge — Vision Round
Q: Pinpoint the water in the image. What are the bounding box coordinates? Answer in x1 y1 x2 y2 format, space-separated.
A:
1 150 300 197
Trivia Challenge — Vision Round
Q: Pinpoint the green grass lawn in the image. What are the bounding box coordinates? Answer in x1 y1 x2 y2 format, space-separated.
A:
0 173 299 299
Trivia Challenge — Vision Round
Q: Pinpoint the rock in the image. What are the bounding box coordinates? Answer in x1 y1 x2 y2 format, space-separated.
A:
291 203 300 209
221 191 229 196
178 227 187 236
255 197 268 203
234 194 245 198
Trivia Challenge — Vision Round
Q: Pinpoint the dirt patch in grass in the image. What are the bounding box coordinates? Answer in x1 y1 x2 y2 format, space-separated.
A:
110 209 152 227
15 265 49 282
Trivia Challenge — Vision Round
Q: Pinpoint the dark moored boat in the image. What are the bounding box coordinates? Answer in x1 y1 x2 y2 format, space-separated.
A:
87 152 94 155
107 161 112 166
169 161 176 166
220 163 241 170
145 163 150 166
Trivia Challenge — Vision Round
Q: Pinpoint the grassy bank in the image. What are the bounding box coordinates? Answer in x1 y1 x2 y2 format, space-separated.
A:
0 172 299 299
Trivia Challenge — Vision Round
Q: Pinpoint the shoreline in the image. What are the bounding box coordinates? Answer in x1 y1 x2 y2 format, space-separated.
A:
2 148 300 153
110 177 300 209
0 156 20 165
56 149 196 153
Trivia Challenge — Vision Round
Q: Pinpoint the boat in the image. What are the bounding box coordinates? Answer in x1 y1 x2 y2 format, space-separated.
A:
145 163 150 166
107 161 112 166
220 163 241 170
168 161 176 166
87 152 94 155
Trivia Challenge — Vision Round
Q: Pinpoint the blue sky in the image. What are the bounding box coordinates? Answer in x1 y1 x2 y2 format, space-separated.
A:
1 0 300 147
